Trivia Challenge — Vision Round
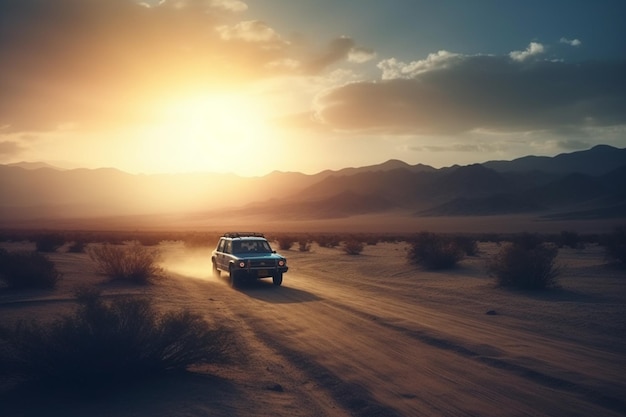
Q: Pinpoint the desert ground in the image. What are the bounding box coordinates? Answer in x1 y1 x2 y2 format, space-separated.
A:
1 236 625 417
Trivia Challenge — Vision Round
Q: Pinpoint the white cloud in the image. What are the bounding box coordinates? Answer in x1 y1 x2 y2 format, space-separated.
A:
378 50 462 80
347 47 376 64
509 42 545 62
312 53 626 136
216 20 285 44
210 0 248 12
560 37 582 47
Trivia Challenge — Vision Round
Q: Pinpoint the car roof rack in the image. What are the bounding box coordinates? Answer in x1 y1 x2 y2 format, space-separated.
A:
223 232 266 238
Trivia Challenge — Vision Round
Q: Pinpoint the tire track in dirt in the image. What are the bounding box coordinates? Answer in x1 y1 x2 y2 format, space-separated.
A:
234 288 526 416
319 297 626 416
161 244 625 417
229 269 625 417
163 272 355 417
232 306 404 417
289 252 626 415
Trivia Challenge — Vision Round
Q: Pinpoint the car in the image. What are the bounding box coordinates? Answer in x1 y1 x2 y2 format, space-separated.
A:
211 232 288 287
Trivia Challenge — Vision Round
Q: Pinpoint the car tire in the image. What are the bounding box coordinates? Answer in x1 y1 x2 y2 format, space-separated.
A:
229 265 241 288
212 260 220 277
272 273 283 286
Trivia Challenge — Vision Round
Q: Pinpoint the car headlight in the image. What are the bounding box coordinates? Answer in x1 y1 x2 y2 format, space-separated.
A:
278 259 285 267
238 261 246 268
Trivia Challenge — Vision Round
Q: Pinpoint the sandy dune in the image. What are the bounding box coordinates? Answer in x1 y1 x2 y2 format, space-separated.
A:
1 240 625 417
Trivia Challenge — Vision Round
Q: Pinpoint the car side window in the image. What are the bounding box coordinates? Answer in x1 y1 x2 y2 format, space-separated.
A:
224 240 232 254
232 241 242 253
217 239 226 253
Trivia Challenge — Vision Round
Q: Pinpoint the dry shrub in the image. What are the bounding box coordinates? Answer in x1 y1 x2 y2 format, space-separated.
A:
88 242 162 284
34 233 65 253
298 239 311 252
1 289 232 389
558 230 584 249
453 236 479 256
604 226 626 265
488 241 560 290
0 250 62 289
407 232 464 270
67 240 87 253
314 234 341 248
343 239 364 255
276 235 295 251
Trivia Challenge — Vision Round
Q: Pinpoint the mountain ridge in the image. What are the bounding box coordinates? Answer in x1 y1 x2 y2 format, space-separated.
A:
1 145 625 223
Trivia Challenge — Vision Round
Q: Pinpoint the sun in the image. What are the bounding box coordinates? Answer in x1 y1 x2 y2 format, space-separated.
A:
137 92 275 174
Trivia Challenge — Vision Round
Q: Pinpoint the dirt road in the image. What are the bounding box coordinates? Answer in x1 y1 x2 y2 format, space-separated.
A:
2 241 624 417
162 243 626 417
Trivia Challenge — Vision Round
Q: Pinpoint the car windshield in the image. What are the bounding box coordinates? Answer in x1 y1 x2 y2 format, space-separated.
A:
232 240 272 254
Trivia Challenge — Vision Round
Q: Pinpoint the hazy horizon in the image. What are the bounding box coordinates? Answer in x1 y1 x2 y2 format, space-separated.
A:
4 143 622 178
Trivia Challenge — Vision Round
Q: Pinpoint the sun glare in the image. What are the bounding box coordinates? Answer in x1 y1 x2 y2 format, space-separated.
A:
138 93 275 174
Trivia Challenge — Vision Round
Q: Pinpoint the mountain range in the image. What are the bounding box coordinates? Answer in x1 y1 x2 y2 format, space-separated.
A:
1 145 625 226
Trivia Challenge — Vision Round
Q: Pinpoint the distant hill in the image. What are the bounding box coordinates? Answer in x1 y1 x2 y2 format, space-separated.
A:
6 161 63 170
427 164 510 200
482 145 626 176
316 159 436 178
1 145 625 224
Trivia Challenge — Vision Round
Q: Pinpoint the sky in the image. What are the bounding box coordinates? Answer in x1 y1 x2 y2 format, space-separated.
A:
1 0 625 176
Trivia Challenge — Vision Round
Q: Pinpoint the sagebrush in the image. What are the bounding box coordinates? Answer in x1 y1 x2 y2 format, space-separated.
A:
298 238 311 252
0 289 233 388
88 242 163 283
276 235 295 250
0 250 62 289
314 234 341 248
343 239 364 255
35 233 65 253
407 232 464 270
604 226 626 265
488 241 560 290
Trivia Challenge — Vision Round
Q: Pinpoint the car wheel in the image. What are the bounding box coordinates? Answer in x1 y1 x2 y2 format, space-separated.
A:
229 266 241 288
212 260 220 277
272 273 283 286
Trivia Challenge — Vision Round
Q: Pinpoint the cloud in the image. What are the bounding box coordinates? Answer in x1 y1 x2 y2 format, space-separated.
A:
559 37 582 47
209 0 248 13
553 138 591 150
348 47 376 64
304 36 372 73
216 20 286 46
0 0 296 133
312 52 626 135
378 51 463 80
411 142 504 153
509 42 545 62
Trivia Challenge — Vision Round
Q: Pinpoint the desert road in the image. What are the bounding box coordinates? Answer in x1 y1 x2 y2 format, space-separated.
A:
2 241 624 417
159 242 626 417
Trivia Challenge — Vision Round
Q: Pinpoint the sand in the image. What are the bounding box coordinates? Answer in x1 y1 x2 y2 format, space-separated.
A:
1 239 624 417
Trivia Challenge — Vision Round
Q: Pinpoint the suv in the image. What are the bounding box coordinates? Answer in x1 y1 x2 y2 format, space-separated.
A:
211 233 288 287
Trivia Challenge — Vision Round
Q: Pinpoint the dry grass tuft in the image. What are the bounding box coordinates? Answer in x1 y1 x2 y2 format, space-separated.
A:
0 288 233 389
0 250 62 289
343 239 364 255
407 232 464 270
87 242 163 284
487 241 560 290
